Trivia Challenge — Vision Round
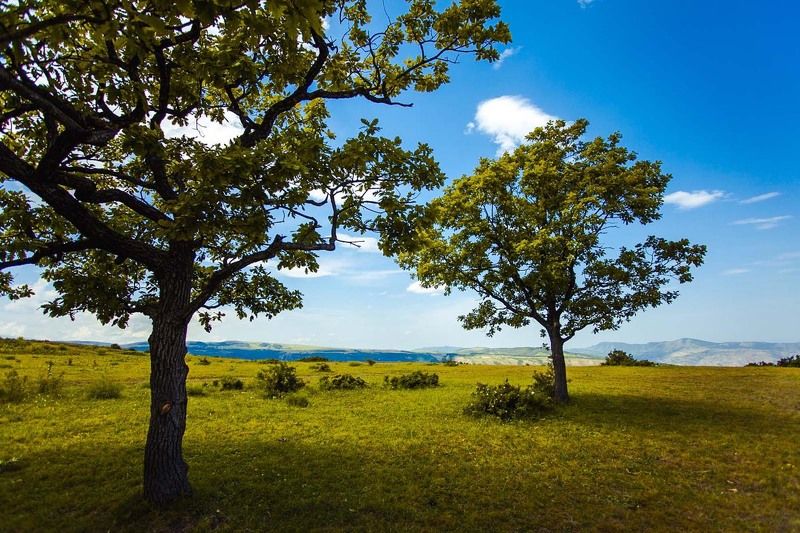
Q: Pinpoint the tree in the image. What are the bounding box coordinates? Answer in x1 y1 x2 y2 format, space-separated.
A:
0 0 509 504
398 120 706 403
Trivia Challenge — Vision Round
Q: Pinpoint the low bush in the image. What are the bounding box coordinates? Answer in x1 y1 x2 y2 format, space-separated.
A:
37 362 65 397
220 376 244 391
464 370 555 421
297 356 329 363
441 359 461 367
366 359 376 366
256 363 304 398
310 362 332 372
196 357 212 366
0 370 28 403
319 374 368 391
285 394 310 407
86 378 122 400
601 350 657 367
348 362 362 367
748 355 800 367
186 384 207 397
384 371 439 390
109 343 122 350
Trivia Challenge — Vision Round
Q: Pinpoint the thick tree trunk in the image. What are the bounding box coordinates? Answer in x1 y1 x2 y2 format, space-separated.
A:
143 269 193 505
549 332 569 403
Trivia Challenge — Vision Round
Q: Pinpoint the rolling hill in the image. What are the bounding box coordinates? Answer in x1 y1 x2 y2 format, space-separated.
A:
572 338 800 366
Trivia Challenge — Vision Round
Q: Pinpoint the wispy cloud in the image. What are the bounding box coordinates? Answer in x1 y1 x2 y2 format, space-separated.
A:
406 281 444 296
740 192 780 204
466 95 558 154
578 0 595 7
337 232 381 253
732 215 792 230
493 47 519 70
722 268 750 276
663 190 726 210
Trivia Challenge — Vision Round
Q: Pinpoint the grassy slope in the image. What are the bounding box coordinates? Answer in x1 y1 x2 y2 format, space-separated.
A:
0 339 798 532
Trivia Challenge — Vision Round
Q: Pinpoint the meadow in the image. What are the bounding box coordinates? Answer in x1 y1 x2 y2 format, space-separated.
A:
0 338 798 532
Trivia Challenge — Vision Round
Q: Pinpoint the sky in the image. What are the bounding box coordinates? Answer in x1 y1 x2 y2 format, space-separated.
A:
2 0 799 349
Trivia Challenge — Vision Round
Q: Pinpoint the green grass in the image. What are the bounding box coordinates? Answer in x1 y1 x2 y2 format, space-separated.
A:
0 338 798 531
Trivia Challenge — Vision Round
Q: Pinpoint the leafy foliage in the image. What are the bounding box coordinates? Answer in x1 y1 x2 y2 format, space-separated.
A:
464 378 553 421
399 120 705 401
318 374 367 391
384 371 439 389
0 370 28 403
257 363 305 398
602 350 657 367
747 355 800 367
310 362 332 372
220 377 244 391
285 394 310 408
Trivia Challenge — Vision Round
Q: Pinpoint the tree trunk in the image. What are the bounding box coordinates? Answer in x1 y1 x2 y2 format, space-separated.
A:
143 268 193 505
549 331 569 403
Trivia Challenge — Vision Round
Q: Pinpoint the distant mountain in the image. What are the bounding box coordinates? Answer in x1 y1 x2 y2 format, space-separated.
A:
572 338 800 366
122 340 602 366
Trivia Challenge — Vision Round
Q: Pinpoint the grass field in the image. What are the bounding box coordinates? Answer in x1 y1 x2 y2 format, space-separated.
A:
1 338 798 532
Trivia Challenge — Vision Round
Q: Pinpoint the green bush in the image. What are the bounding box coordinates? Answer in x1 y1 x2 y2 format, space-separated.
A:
196 357 212 365
220 376 244 391
777 355 800 367
109 343 122 350
86 378 122 400
384 371 439 390
186 384 207 397
366 359 376 366
442 359 461 366
464 377 553 421
348 362 362 367
256 363 304 398
297 356 329 362
601 349 657 367
319 374 368 391
285 394 310 407
310 362 332 372
37 362 65 397
0 370 28 403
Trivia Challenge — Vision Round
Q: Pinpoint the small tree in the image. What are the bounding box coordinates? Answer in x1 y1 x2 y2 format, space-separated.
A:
0 1 509 503
398 120 706 403
601 349 656 367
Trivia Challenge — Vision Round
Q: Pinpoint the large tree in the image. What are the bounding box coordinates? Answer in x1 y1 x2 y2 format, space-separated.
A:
0 0 509 503
398 120 706 402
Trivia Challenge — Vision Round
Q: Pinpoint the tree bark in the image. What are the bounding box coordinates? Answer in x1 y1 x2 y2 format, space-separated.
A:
143 266 193 505
549 331 569 403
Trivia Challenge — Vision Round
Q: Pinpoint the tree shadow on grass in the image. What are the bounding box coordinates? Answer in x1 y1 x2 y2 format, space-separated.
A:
566 392 798 436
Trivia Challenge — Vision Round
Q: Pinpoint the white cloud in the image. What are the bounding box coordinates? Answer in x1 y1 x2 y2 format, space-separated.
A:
732 215 792 230
466 95 558 154
722 268 750 276
578 0 595 7
406 281 444 295
740 192 780 204
663 190 725 210
336 232 381 253
162 110 243 146
493 47 519 70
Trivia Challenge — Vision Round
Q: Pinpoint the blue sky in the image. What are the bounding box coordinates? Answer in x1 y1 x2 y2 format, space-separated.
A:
1 0 798 349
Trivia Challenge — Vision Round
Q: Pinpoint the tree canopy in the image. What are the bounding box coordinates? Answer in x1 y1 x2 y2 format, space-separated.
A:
0 0 509 503
399 119 706 401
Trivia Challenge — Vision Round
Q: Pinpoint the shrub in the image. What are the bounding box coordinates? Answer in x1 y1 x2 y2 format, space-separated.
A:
186 384 207 397
464 378 552 421
348 362 362 367
220 376 244 391
366 359 376 366
297 356 329 362
777 354 800 367
37 361 65 397
442 359 461 367
601 349 657 367
0 370 28 403
285 394 310 407
86 378 122 400
384 371 439 390
310 362 332 372
256 363 304 398
196 357 212 366
109 343 122 350
319 374 368 391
